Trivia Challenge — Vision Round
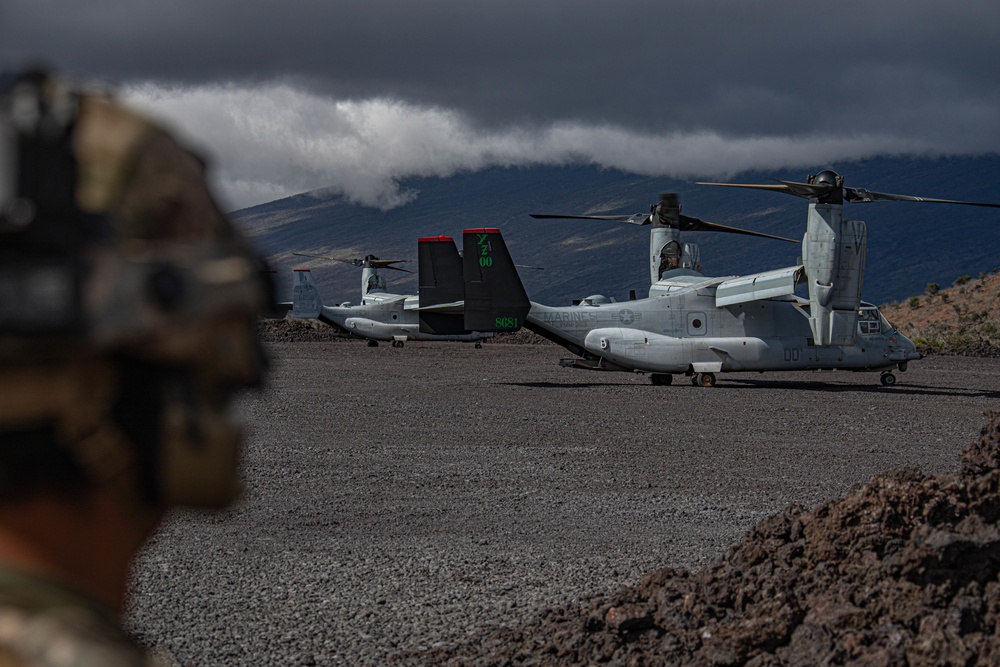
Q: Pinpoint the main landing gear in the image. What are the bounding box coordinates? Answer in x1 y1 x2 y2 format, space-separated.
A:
880 371 896 386
692 372 717 387
650 372 717 387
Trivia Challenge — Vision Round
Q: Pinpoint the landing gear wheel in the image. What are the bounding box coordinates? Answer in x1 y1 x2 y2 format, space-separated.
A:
696 372 717 388
391 340 405 348
651 373 672 386
880 371 896 386
367 340 379 347
475 342 483 349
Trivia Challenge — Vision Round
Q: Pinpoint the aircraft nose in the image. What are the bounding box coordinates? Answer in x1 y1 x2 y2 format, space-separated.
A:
887 332 922 362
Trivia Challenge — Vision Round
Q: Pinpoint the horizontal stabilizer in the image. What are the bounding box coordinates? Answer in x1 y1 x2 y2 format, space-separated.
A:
417 300 464 313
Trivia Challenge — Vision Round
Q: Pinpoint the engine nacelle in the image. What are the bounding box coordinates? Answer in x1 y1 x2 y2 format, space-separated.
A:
802 203 867 346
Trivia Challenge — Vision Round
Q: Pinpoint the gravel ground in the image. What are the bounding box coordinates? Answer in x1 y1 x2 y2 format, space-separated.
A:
125 342 1000 666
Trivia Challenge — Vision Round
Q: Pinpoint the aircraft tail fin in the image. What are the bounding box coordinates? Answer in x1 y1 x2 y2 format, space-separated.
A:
291 269 323 319
417 234 466 334
462 228 530 332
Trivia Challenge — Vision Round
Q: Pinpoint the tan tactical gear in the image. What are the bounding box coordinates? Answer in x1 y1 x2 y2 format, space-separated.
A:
0 568 165 667
0 71 268 507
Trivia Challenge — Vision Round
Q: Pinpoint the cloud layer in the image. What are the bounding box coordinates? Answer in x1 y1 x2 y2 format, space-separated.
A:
124 81 938 210
4 0 1000 209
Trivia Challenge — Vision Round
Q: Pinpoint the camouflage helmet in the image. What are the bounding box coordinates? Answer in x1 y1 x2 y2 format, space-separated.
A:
0 70 270 507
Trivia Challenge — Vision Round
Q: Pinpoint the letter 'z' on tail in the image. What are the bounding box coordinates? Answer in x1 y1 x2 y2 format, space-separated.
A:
462 228 530 332
292 269 322 319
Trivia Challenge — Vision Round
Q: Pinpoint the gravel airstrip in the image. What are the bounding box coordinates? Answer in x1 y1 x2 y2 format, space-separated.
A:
126 341 1000 666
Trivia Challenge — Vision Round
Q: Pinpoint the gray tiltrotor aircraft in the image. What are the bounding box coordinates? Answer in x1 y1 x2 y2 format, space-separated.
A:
292 228 529 347
523 170 999 386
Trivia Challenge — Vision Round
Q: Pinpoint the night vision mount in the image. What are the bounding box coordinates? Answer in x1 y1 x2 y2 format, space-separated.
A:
0 70 86 334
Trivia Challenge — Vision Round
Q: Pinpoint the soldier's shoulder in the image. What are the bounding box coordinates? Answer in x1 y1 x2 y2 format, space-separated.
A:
0 603 162 667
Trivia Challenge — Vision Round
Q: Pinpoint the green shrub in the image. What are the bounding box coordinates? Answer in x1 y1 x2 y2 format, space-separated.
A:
925 282 940 295
908 296 921 308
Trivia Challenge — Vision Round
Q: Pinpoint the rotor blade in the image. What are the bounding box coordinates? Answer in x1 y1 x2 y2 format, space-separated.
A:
697 180 829 200
292 252 358 264
514 264 545 271
529 213 652 225
679 214 798 243
773 178 837 198
291 252 414 273
845 187 1000 208
368 259 414 273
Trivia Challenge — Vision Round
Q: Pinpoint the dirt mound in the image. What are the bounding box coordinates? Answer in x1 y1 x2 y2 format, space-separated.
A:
257 317 350 343
400 411 1000 666
926 341 1000 359
256 318 555 345
486 329 553 345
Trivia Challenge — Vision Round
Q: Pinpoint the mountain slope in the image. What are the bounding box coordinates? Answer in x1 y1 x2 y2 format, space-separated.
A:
881 269 1000 353
234 156 1000 308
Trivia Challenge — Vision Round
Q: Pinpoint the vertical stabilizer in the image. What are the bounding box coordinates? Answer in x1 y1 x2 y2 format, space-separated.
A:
291 269 322 319
462 228 530 332
417 234 466 334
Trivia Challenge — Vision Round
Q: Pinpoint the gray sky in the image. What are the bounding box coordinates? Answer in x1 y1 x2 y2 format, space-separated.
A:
3 0 999 210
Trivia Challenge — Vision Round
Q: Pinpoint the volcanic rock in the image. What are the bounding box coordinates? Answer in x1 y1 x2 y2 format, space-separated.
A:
401 411 1000 666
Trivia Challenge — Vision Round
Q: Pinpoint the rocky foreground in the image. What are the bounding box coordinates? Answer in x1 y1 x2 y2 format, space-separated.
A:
127 324 999 666
254 318 1000 664
400 411 1000 666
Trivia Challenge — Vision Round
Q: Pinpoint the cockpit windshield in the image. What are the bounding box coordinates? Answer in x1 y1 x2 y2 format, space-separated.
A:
858 306 893 335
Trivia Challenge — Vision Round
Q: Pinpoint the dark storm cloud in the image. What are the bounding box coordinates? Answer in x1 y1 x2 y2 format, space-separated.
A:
3 0 998 208
5 0 999 137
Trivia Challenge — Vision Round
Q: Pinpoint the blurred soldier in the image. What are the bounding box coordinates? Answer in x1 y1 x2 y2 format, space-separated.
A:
0 70 270 665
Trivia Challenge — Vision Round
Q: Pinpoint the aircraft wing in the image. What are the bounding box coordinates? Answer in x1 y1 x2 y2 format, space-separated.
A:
715 265 805 307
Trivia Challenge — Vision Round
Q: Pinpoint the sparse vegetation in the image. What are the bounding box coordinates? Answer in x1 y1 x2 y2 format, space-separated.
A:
882 270 1000 355
955 274 972 286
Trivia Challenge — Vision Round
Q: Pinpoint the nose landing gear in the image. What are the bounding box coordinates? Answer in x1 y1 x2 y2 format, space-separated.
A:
651 373 673 386
880 371 896 386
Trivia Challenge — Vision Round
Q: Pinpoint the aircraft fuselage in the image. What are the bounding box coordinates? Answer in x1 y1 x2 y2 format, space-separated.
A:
319 293 491 342
525 275 920 375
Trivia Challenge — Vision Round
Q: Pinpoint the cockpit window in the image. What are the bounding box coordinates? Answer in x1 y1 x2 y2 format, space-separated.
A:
857 307 895 335
857 307 882 335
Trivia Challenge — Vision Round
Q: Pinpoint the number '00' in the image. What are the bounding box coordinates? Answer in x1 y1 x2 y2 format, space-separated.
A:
479 257 493 267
